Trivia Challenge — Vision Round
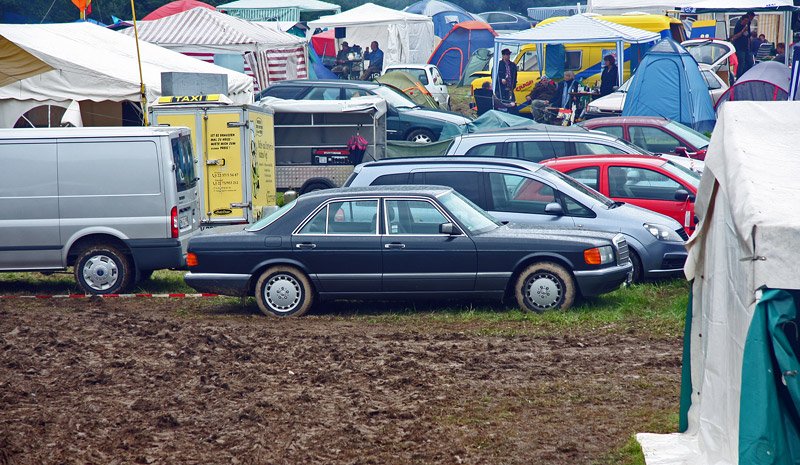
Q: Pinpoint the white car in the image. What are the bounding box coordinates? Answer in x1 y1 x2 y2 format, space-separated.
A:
383 64 450 110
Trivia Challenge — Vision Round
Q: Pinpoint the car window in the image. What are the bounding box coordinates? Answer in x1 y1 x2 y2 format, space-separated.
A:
385 199 448 235
685 42 730 65
630 126 681 154
565 167 599 190
608 166 681 200
438 191 500 234
298 199 378 234
370 173 409 186
574 142 619 155
700 69 722 90
386 69 428 85
304 87 342 100
592 125 624 139
422 171 482 205
519 51 539 72
488 173 557 214
343 88 366 99
260 86 305 100
431 68 442 84
509 140 569 162
464 143 502 157
561 194 594 217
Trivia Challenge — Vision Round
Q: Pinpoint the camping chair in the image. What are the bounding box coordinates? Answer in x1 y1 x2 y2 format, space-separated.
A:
473 88 494 116
755 42 774 62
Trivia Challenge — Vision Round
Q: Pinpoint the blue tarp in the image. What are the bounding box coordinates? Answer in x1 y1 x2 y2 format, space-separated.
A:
622 38 716 133
308 46 337 80
404 0 482 38
428 21 495 83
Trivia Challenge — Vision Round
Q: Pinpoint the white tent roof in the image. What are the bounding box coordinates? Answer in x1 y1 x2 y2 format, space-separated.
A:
588 0 797 14
121 7 305 51
496 13 661 44
218 0 340 12
0 23 253 104
308 3 432 27
258 95 386 117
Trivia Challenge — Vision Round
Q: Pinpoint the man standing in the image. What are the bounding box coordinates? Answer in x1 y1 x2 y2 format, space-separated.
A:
550 71 579 109
360 41 384 80
731 12 755 78
496 48 518 102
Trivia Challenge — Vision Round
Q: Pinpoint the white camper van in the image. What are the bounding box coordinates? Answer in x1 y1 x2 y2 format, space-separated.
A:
0 127 201 294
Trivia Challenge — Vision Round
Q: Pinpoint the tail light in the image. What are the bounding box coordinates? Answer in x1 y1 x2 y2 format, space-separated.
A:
170 206 179 238
186 252 198 267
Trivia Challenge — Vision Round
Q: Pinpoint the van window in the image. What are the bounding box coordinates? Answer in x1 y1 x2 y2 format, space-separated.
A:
0 142 57 197
519 51 539 72
422 171 482 205
173 135 197 192
58 141 160 195
565 51 582 71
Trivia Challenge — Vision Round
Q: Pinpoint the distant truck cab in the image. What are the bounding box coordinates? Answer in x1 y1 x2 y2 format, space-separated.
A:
471 14 686 112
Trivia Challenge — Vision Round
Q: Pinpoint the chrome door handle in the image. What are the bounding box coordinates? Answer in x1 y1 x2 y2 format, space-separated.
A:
296 243 316 249
384 243 405 249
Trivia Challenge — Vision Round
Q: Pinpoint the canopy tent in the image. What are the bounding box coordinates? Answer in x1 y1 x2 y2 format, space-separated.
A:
622 38 716 132
637 101 800 465
307 3 435 71
254 21 308 38
429 21 496 84
311 29 336 57
789 43 800 100
377 71 438 108
142 0 214 20
492 14 660 95
715 61 790 109
0 22 253 128
587 0 797 14
403 0 484 38
216 0 340 22
121 7 307 92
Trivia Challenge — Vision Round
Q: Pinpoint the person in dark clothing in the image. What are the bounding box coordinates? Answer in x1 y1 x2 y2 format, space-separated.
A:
515 76 557 122
360 41 384 80
599 54 619 97
774 42 786 63
496 48 518 102
331 41 352 78
731 12 755 78
550 71 579 109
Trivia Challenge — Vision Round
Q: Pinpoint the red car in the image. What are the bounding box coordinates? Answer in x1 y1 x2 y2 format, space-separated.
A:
542 154 699 236
580 116 710 160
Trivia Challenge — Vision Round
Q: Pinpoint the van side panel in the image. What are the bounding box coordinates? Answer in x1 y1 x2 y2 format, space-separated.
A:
0 141 61 270
57 139 167 247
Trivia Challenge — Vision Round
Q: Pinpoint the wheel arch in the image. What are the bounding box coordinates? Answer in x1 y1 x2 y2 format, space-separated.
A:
248 258 315 295
65 230 132 267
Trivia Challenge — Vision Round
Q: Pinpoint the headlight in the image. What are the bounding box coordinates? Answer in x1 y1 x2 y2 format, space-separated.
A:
584 245 615 265
643 223 683 242
587 104 599 113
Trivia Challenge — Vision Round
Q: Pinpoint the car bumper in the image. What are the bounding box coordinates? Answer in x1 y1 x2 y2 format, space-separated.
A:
126 239 186 270
573 262 633 297
641 242 688 278
184 272 251 296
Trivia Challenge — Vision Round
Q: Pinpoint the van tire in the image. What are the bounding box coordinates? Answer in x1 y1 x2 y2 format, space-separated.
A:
74 244 133 295
254 266 314 317
514 261 576 313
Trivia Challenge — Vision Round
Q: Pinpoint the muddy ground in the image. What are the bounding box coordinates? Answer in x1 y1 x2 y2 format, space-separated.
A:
0 298 681 464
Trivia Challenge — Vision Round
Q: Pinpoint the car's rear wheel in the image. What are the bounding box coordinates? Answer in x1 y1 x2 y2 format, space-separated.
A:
254 266 314 317
74 244 133 295
406 128 435 143
514 261 576 313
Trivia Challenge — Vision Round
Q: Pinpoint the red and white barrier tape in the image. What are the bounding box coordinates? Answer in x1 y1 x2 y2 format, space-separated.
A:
0 293 220 299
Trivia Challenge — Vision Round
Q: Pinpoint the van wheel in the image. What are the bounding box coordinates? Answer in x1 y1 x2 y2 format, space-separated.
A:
514 262 576 313
74 244 133 295
254 266 314 317
407 129 435 143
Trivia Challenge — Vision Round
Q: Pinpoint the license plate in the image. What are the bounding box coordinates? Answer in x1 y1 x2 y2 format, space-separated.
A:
179 216 190 229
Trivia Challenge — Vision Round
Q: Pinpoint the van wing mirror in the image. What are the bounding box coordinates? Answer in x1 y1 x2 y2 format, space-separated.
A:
544 202 564 215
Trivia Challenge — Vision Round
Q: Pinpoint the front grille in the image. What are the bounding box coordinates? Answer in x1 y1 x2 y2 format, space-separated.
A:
676 228 690 241
613 234 630 266
662 255 688 270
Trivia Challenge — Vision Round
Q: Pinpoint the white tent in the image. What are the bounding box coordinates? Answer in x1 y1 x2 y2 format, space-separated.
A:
307 3 435 70
588 0 797 14
217 0 340 22
0 22 253 127
637 101 800 464
120 7 307 92
493 14 660 92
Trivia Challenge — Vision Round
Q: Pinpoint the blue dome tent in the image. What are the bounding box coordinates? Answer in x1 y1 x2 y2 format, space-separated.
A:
622 38 716 133
429 21 496 84
404 0 484 38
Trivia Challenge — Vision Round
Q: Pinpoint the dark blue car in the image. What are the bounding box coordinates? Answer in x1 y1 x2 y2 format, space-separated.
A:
184 186 632 316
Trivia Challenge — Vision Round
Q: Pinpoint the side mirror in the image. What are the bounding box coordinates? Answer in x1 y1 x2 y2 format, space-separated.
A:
544 202 564 215
674 146 689 158
674 189 690 201
439 222 461 235
283 190 298 203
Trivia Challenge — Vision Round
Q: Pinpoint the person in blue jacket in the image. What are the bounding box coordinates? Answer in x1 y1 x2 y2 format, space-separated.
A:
360 41 384 80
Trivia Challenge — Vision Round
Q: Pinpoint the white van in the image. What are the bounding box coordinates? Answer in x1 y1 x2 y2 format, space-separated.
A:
383 64 450 109
0 127 201 294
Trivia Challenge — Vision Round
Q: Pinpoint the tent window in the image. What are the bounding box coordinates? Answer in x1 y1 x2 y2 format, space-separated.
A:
565 51 582 71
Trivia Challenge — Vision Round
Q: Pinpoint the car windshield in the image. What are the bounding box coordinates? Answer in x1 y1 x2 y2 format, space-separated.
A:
539 166 616 208
684 42 730 66
664 121 710 150
662 160 701 189
372 85 418 109
437 191 501 234
245 199 297 231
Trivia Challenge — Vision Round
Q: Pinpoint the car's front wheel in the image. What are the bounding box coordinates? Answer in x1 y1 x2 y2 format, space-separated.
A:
514 261 576 313
254 266 314 317
406 128 435 143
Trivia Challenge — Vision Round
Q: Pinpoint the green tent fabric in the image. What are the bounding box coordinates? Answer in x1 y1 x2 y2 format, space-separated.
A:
739 288 800 464
377 71 439 109
439 109 534 139
385 139 452 158
457 48 492 87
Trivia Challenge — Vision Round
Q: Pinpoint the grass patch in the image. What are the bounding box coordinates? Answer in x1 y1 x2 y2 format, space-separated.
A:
449 85 476 118
0 269 194 295
596 411 679 465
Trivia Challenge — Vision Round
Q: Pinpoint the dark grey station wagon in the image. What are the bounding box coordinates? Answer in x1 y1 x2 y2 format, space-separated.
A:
185 186 632 316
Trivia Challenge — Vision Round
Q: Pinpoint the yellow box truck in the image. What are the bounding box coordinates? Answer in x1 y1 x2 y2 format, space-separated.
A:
150 95 276 225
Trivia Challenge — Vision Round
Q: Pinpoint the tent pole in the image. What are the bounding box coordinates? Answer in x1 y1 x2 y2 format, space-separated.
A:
130 0 148 126
616 41 624 86
491 41 500 98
